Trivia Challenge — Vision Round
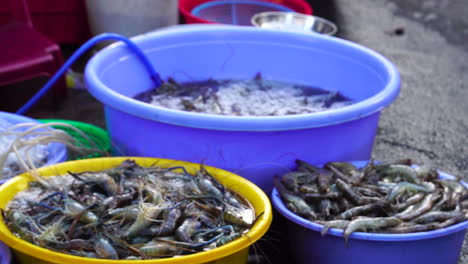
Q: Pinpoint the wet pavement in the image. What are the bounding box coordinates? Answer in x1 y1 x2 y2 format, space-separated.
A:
1 0 468 263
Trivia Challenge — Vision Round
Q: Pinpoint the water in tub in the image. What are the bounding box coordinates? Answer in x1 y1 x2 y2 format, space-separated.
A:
134 75 354 116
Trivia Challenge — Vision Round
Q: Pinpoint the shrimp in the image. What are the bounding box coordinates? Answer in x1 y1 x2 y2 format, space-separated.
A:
386 224 436 233
175 217 201 243
336 202 386 220
395 191 440 220
78 172 120 196
33 216 67 247
394 193 425 211
438 179 466 194
281 171 315 191
385 182 433 202
33 196 98 224
102 189 136 209
303 192 341 202
224 203 254 227
414 210 464 224
125 202 168 237
298 184 320 194
4 211 35 242
318 220 350 236
295 159 319 174
95 237 118 259
434 214 466 229
216 232 242 247
53 239 94 251
137 241 195 257
344 217 401 246
335 179 364 205
194 174 223 201
141 208 182 237
380 165 421 185
63 198 98 224
108 205 139 221
414 166 439 181
317 168 334 193
354 187 383 198
319 199 333 219
325 163 359 184
274 176 316 220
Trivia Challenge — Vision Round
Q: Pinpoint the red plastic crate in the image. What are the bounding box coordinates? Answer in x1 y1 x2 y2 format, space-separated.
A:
0 0 91 44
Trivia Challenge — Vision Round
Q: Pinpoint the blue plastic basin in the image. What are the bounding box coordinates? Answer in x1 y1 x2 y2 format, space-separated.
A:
0 112 67 185
0 241 11 264
271 161 468 264
85 25 400 192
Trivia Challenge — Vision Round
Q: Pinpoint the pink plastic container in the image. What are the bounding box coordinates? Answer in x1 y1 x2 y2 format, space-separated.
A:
179 0 312 24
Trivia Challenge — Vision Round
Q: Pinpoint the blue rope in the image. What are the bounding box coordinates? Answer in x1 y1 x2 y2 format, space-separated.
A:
16 33 163 115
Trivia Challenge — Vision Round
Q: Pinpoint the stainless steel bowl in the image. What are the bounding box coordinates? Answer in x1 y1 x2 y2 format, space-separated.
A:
251 11 338 36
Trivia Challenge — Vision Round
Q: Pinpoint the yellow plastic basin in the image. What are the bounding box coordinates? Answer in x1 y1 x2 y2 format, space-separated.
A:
0 157 272 264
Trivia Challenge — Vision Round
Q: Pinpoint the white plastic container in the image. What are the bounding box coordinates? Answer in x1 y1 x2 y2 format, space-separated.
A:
85 0 179 37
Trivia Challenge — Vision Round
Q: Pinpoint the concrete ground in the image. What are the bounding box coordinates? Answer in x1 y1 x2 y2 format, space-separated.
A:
333 0 468 263
1 0 467 263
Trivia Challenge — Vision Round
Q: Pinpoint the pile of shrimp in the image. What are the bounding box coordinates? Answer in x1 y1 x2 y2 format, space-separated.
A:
0 120 106 180
274 159 468 245
3 160 255 260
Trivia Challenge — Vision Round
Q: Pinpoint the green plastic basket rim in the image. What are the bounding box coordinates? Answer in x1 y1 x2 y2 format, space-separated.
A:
39 119 112 155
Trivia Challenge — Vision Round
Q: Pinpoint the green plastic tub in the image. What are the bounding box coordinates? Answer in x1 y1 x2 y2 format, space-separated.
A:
39 119 111 160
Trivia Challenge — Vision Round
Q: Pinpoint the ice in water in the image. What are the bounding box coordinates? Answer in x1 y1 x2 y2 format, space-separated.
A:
147 79 354 116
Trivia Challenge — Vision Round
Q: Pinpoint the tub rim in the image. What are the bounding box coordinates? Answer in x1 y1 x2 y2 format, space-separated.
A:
85 24 400 132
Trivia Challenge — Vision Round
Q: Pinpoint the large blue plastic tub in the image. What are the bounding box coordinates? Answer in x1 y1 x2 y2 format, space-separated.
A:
0 112 67 185
271 161 468 264
85 25 400 192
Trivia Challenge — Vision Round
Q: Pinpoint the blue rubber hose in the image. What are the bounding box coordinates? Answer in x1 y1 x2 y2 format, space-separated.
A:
16 33 163 115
